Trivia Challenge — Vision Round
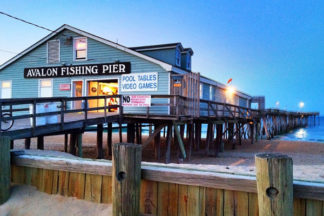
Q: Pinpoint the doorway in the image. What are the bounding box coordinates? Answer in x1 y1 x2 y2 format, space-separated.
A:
87 79 118 112
72 80 83 109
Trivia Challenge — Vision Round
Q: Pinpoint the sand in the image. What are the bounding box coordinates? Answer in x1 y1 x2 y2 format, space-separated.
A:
0 185 112 216
11 132 324 183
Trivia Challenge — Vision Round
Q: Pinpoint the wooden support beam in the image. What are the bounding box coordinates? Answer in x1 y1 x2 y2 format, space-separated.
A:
173 122 186 159
142 124 165 148
250 123 255 144
97 124 104 159
127 123 135 144
69 133 76 155
112 143 142 216
154 123 161 160
187 123 194 160
64 133 68 152
194 122 201 150
77 133 83 157
255 153 293 216
37 136 44 150
25 138 31 149
165 124 172 164
107 122 112 156
237 123 242 145
215 124 223 156
228 123 235 149
119 122 123 143
135 123 140 144
0 136 10 204
205 123 214 156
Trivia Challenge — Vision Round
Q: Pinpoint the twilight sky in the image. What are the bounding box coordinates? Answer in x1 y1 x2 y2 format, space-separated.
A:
1 0 323 114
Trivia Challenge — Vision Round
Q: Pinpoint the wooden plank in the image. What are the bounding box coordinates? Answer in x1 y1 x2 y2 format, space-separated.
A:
187 185 200 216
68 172 86 199
168 183 179 216
140 180 158 215
224 190 234 216
43 169 54 194
234 191 249 216
52 170 59 194
12 165 25 185
205 187 217 216
248 193 259 216
293 198 306 216
306 199 322 216
157 182 169 216
37 168 45 191
58 171 70 196
84 174 102 203
199 187 206 216
178 184 188 216
101 175 112 204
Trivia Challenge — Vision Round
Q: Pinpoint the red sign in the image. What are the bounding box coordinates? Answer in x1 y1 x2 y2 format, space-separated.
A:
59 84 71 91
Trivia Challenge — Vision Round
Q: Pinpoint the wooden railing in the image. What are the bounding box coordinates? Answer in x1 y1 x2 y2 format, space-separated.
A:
0 95 123 132
199 99 260 119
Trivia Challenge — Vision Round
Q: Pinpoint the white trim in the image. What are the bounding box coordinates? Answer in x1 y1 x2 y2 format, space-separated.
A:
70 79 84 109
0 24 173 71
73 37 88 61
38 79 53 98
1 80 12 99
47 39 60 64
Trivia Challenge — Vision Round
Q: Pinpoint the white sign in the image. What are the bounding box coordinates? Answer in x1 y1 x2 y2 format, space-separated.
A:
122 95 151 107
120 72 158 92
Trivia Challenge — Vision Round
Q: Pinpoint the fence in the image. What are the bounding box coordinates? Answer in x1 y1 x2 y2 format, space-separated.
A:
9 150 324 216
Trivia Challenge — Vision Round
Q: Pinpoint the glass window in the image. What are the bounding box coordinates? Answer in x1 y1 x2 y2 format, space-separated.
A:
1 81 12 99
74 37 87 60
200 84 203 99
40 79 53 97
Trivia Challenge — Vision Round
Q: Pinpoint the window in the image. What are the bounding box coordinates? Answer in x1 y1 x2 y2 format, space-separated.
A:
74 37 87 60
199 84 203 99
1 81 12 99
209 86 215 101
47 40 60 63
186 53 191 70
175 48 181 66
40 79 53 97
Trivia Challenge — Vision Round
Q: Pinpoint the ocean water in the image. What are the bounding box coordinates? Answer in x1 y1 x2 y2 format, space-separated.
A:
275 117 324 143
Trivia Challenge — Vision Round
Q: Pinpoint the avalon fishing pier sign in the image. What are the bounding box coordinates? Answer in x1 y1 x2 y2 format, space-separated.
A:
24 62 131 78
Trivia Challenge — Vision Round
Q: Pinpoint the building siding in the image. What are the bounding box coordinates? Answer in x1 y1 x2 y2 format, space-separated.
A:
0 29 170 115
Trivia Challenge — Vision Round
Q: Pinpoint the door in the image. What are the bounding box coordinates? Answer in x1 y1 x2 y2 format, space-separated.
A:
72 81 83 109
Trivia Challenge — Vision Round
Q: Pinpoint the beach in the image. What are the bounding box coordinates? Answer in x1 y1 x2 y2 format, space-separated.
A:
12 132 324 183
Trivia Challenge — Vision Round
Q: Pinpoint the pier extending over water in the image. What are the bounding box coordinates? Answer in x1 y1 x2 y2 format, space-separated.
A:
0 95 319 163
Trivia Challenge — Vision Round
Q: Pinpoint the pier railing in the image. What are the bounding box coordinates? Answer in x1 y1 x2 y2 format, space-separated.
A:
0 95 123 133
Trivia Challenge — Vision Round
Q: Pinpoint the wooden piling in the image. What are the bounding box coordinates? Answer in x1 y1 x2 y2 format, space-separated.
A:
77 133 82 157
69 133 77 155
64 134 68 152
10 140 14 149
215 124 223 156
107 122 112 156
127 123 135 143
112 143 142 216
97 124 103 159
0 136 10 204
37 136 44 150
255 153 293 216
25 137 31 149
165 124 172 164
154 123 161 160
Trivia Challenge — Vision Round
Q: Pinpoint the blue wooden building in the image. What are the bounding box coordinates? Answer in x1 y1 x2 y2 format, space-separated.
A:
0 24 252 115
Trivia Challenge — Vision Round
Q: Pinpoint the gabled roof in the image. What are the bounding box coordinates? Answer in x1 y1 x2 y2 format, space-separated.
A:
0 24 174 71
